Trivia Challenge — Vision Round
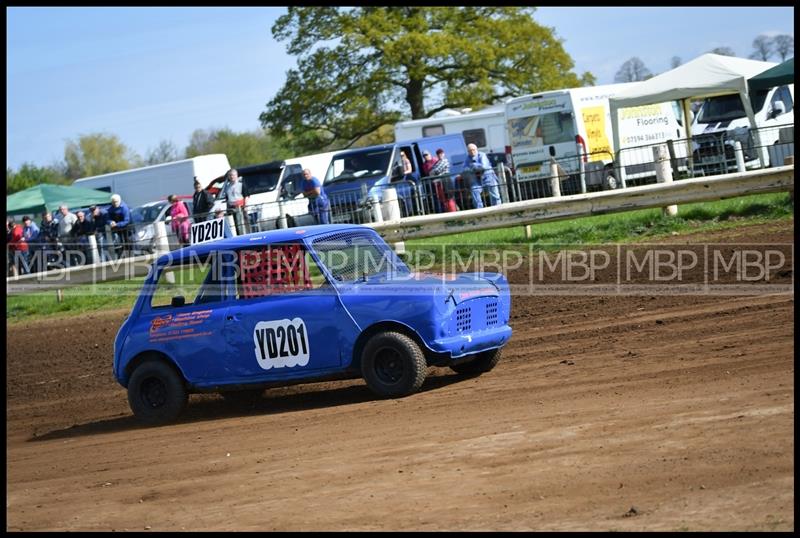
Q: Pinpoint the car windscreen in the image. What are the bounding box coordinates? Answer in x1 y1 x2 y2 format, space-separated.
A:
324 149 393 184
131 203 166 224
311 230 410 282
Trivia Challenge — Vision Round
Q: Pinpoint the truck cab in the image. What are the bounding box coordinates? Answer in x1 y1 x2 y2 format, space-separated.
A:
323 133 468 223
690 83 794 175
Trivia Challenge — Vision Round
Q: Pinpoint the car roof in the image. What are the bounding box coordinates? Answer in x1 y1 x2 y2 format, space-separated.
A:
155 224 375 265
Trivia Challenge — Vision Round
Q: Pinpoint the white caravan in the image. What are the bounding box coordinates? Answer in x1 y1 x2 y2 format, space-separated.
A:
394 103 508 156
72 154 231 209
505 83 684 190
691 83 794 175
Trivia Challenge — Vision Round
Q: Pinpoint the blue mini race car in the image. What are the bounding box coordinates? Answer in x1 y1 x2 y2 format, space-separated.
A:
113 224 512 424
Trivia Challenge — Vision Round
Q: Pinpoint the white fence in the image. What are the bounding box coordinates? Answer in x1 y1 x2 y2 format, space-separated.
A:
6 165 794 295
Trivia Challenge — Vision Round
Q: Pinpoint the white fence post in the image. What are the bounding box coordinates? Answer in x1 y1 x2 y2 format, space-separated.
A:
549 162 562 198
87 234 99 266
154 220 174 283
577 142 587 194
381 187 401 221
734 141 746 173
653 144 678 216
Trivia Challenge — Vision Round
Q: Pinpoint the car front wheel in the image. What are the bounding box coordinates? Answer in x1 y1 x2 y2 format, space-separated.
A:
127 360 188 425
361 331 427 398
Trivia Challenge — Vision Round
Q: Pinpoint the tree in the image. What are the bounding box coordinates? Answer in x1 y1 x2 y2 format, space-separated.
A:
614 57 651 82
146 140 179 165
709 46 736 56
750 35 773 61
6 163 69 195
185 128 292 168
670 56 682 69
63 133 140 180
260 7 595 154
773 34 794 61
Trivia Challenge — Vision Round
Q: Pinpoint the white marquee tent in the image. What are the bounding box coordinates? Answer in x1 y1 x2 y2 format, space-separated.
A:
608 53 776 174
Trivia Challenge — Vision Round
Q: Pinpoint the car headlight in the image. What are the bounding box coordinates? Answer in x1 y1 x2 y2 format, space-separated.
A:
136 225 154 242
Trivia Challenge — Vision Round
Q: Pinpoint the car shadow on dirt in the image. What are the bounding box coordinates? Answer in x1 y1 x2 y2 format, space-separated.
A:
26 370 472 443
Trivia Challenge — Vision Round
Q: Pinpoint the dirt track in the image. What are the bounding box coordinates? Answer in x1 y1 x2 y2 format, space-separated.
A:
6 220 794 531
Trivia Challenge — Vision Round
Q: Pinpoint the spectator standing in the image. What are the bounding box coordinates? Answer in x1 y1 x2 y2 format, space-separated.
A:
39 211 59 269
90 205 111 263
56 205 79 267
300 168 331 225
430 148 457 212
71 211 94 265
463 143 501 209
168 195 191 245
223 168 245 235
420 150 439 177
7 217 29 276
192 178 215 222
108 194 132 258
21 216 40 272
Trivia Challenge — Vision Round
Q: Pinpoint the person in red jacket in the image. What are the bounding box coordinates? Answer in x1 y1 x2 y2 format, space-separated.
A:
7 216 29 276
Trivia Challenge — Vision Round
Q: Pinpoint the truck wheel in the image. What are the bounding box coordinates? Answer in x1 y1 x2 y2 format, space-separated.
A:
604 169 619 190
361 331 427 398
127 360 188 425
450 348 502 375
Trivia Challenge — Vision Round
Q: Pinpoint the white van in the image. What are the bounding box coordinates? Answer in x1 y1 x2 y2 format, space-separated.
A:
505 83 685 191
394 103 508 156
208 150 337 230
690 83 794 175
72 154 231 209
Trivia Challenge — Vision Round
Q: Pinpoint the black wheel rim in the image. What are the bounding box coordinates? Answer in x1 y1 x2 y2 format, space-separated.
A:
141 377 168 409
374 346 405 385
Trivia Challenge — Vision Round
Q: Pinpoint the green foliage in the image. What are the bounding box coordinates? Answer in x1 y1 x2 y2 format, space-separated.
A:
63 132 141 180
6 163 70 195
184 128 292 168
261 7 594 154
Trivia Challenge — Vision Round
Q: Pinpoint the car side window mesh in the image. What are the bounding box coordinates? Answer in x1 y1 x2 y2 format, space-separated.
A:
237 243 312 299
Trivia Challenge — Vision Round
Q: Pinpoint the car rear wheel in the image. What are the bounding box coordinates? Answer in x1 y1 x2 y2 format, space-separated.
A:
127 360 188 425
449 348 502 375
361 331 427 398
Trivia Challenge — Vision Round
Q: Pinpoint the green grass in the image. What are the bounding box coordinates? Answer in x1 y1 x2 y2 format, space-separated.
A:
400 192 793 262
7 192 793 324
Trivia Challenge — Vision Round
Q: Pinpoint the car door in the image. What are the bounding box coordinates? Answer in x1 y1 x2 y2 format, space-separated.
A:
222 243 357 382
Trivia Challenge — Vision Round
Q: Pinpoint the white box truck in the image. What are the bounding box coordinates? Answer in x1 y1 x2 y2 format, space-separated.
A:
505 83 685 191
72 154 231 209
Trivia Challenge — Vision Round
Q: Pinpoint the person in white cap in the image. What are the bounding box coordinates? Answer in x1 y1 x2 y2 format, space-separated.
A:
107 194 132 258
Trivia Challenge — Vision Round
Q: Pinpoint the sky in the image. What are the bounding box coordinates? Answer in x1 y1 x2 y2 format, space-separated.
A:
6 6 795 171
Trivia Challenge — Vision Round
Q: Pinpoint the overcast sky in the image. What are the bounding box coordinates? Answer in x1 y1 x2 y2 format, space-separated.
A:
6 6 794 170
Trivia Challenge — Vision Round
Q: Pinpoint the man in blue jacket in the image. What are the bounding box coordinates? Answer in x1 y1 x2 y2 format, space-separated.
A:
301 168 331 224
463 143 502 209
107 194 132 258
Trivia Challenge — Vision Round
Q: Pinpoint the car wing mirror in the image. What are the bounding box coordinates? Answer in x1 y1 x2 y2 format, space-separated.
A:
171 295 185 307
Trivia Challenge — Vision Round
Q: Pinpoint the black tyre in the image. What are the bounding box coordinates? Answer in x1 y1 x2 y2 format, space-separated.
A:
361 331 427 398
127 360 188 425
449 348 503 375
604 169 620 190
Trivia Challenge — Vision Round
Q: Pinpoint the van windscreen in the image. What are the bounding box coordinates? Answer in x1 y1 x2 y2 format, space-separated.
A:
324 149 393 184
696 95 747 124
242 169 283 195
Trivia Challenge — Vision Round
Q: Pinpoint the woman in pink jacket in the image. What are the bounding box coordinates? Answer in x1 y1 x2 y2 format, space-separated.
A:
167 195 191 245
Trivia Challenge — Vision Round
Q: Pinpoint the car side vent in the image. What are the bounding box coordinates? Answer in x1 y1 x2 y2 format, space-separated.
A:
456 306 472 332
486 301 498 326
